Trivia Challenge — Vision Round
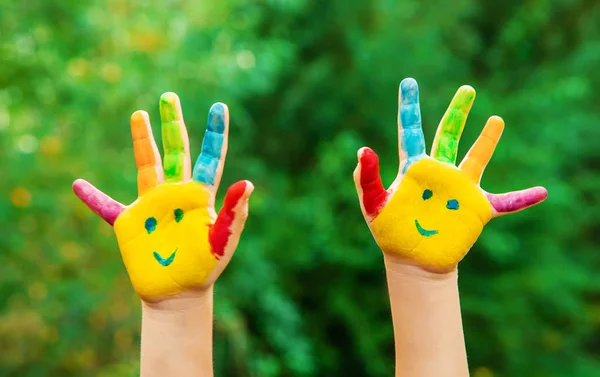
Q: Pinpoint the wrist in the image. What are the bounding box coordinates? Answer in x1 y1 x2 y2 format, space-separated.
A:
140 286 214 377
142 285 214 315
384 252 468 377
383 252 458 283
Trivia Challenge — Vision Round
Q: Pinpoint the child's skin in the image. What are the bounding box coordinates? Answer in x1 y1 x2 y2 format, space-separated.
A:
354 78 547 377
73 80 547 377
73 93 253 377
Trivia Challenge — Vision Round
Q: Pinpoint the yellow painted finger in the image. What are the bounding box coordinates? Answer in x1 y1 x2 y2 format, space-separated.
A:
459 116 504 184
131 110 163 196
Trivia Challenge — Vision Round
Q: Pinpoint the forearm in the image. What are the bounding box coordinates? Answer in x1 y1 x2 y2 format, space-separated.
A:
384 256 468 377
140 287 214 377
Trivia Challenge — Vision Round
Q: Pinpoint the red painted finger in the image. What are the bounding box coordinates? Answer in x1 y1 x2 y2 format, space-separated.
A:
72 179 125 225
486 186 548 216
357 147 388 218
209 180 254 259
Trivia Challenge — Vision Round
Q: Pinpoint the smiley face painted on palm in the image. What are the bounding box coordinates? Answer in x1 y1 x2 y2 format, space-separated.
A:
355 78 548 272
73 93 254 302
114 182 218 299
372 158 492 269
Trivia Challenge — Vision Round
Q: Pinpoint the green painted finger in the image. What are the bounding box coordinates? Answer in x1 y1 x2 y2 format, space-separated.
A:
431 85 476 164
160 92 190 182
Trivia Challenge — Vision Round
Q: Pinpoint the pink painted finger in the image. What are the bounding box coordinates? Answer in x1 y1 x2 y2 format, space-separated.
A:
486 186 548 216
72 179 125 225
209 180 254 260
356 147 388 218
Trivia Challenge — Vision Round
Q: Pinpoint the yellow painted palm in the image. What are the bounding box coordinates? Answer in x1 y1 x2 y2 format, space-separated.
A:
354 78 547 272
73 93 253 302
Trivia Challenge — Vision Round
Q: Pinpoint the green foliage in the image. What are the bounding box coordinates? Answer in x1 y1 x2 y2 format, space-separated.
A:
1 0 600 376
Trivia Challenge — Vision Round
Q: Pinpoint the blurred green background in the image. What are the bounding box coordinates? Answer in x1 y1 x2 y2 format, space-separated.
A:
1 0 600 376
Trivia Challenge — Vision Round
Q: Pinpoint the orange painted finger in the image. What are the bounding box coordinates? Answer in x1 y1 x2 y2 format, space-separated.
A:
131 110 163 196
459 116 504 184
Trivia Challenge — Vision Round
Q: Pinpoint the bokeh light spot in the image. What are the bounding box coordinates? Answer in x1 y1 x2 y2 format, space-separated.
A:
17 134 38 154
236 50 256 70
11 187 32 208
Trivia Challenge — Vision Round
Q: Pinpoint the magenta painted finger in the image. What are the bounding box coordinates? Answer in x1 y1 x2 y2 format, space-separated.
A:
486 186 548 215
72 179 125 225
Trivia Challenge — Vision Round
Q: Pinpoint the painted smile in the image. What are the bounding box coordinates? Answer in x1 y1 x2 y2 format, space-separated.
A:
415 219 438 237
153 248 177 266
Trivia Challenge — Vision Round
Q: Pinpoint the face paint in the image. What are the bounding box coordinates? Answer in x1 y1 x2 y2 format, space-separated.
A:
431 86 475 164
414 219 438 237
193 103 226 185
72 94 254 303
160 93 190 182
371 158 492 270
486 188 548 214
153 249 177 266
72 180 125 225
174 208 184 222
114 182 219 300
398 78 426 171
355 79 547 272
446 199 459 210
131 111 163 195
145 217 157 234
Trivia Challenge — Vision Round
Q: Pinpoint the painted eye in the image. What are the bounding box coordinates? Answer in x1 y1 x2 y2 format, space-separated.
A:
174 208 184 223
422 189 433 200
145 217 157 234
446 199 459 210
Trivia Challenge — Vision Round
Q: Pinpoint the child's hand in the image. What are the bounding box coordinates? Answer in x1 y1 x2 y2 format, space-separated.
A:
73 93 253 302
354 78 547 273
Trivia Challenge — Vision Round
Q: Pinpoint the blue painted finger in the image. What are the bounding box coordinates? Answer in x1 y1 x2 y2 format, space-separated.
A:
398 78 426 171
193 103 227 185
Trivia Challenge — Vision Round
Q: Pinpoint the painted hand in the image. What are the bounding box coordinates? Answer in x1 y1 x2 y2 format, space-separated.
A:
354 78 547 273
73 93 253 302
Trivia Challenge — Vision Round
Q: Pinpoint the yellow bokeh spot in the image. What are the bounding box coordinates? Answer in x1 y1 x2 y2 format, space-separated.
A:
88 312 107 332
110 299 131 321
40 135 62 156
40 326 60 343
101 63 122 83
28 282 47 301
60 241 81 261
114 327 133 350
474 367 494 377
68 58 90 78
372 158 491 271
75 347 97 369
107 0 130 16
11 187 32 208
131 31 163 53
542 330 562 351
